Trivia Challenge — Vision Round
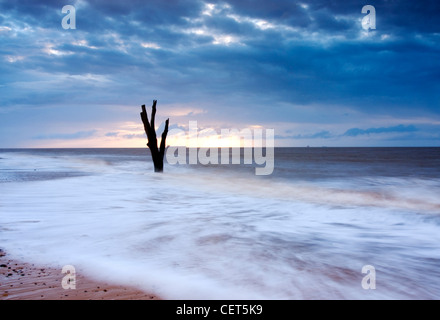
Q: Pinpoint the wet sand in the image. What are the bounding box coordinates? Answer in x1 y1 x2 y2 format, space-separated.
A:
0 249 161 300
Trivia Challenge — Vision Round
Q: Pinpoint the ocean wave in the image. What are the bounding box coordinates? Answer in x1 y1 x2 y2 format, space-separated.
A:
1 149 440 299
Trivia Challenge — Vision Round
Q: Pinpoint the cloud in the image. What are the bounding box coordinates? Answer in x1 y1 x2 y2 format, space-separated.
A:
276 124 421 141
122 133 145 139
0 0 439 147
276 130 333 139
33 130 97 140
343 125 418 137
2 0 439 112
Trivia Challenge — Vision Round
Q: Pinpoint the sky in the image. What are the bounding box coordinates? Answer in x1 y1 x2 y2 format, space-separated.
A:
0 0 439 147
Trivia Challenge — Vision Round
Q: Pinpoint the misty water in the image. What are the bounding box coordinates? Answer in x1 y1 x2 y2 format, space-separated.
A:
1 148 439 299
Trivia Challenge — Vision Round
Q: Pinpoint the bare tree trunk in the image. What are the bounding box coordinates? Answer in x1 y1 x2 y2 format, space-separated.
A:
140 100 169 172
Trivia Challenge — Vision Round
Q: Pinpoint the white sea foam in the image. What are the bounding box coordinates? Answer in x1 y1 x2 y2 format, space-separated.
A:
1 150 440 299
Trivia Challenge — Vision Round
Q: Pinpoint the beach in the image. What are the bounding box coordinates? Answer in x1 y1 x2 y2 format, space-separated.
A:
0 248 159 300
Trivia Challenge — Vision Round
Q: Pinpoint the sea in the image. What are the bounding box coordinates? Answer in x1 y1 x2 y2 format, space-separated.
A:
0 147 439 299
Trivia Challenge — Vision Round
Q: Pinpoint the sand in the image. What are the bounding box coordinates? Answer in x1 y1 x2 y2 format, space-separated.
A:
0 248 161 300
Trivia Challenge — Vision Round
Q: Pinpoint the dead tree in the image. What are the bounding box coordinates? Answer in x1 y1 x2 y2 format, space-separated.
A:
140 100 169 172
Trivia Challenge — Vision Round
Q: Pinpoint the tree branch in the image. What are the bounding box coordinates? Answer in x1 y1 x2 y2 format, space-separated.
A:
159 118 169 159
151 100 157 131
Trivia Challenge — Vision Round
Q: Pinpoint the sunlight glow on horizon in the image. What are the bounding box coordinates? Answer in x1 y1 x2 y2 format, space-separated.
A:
24 121 273 148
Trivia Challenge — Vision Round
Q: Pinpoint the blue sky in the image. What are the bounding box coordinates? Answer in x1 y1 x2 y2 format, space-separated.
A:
0 0 439 147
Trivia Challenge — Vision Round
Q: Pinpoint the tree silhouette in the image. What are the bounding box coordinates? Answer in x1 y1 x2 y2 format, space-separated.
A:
140 100 169 172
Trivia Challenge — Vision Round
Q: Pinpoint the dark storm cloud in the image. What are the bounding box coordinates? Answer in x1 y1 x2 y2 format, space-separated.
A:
231 0 440 34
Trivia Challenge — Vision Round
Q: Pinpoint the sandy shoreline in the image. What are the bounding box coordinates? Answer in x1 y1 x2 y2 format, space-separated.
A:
0 249 161 300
